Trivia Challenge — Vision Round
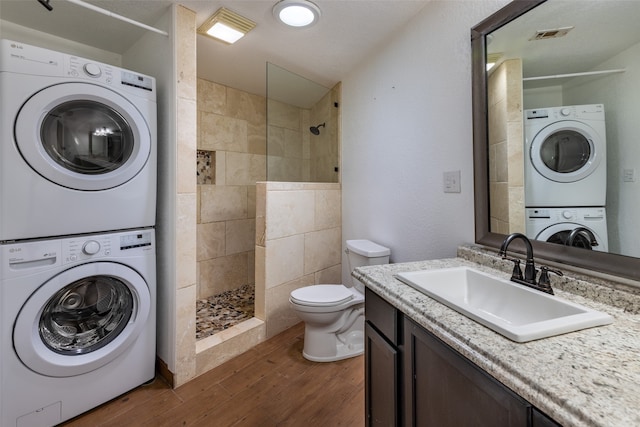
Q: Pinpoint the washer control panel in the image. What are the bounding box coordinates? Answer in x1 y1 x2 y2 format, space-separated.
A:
0 229 155 275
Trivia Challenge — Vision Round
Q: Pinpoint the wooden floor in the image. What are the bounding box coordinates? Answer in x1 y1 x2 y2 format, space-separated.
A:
62 323 365 426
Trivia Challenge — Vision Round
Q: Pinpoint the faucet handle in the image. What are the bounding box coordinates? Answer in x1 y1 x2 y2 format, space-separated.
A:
538 266 563 294
504 257 523 281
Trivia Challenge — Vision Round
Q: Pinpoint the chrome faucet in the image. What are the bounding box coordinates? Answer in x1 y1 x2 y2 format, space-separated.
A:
567 227 598 249
498 233 561 294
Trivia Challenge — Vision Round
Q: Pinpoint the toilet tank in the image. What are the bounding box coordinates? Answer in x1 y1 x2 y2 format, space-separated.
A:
346 240 390 290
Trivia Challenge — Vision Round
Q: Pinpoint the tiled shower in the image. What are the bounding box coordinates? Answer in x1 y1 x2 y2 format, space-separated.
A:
195 76 341 341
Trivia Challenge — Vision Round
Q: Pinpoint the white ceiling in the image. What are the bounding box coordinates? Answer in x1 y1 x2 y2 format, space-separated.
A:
0 0 430 97
488 1 640 89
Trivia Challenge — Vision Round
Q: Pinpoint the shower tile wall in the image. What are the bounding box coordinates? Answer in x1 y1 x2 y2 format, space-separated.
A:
197 79 266 299
488 59 524 235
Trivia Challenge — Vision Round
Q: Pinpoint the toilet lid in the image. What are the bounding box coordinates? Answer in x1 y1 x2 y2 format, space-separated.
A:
290 285 354 307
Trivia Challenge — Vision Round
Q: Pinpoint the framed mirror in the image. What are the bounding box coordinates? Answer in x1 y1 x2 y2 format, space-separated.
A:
472 0 640 281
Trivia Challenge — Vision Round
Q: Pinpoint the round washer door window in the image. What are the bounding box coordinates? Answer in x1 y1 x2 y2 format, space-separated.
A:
14 82 151 191
536 223 606 252
14 262 151 377
530 121 603 183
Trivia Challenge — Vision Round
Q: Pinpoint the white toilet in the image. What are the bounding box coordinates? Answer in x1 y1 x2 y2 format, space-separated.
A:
289 239 390 362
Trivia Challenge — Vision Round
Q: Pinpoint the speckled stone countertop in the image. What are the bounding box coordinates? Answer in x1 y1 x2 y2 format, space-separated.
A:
353 245 640 427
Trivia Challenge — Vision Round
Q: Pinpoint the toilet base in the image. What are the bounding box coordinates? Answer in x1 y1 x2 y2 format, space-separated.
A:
302 328 364 362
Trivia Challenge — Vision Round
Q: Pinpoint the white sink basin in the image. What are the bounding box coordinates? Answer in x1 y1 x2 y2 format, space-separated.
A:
395 266 613 342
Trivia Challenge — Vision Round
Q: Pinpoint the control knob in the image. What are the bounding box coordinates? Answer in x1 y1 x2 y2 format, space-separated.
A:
562 210 574 219
83 63 102 77
82 240 101 255
560 107 572 117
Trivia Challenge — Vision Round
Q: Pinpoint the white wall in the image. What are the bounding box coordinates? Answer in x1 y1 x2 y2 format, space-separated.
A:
341 0 509 281
563 41 640 257
122 9 177 372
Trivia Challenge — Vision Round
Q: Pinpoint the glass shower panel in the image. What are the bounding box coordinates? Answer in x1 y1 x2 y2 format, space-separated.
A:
266 63 339 183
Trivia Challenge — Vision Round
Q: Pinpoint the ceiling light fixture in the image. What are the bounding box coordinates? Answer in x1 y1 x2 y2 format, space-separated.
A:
273 0 321 28
197 8 256 44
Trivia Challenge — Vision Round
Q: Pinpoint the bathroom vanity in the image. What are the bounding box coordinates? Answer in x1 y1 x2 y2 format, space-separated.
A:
357 246 640 427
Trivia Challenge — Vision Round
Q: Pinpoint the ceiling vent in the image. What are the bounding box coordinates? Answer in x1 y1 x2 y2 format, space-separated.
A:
529 26 574 41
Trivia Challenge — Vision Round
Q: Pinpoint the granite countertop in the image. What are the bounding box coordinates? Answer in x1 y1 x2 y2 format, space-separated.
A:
353 246 640 427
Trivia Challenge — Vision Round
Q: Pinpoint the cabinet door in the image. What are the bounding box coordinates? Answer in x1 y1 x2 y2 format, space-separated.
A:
365 321 400 426
403 318 530 427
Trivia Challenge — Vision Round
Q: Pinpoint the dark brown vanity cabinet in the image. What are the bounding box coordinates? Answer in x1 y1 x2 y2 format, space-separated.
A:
403 317 529 426
365 288 402 426
365 289 561 427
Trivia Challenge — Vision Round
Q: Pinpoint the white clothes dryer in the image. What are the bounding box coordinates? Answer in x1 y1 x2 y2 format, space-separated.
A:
524 104 606 207
0 228 156 426
0 39 157 241
525 207 608 252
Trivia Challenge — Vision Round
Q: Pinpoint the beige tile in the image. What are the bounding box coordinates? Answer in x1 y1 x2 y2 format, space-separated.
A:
267 99 300 130
176 6 196 102
200 185 247 222
264 235 305 289
226 88 265 124
177 97 197 194
494 141 508 183
195 318 266 376
284 128 303 159
197 221 225 261
177 193 197 289
174 284 196 387
315 189 341 230
254 245 266 319
198 252 248 298
200 112 248 152
225 152 266 185
315 263 342 285
509 186 526 234
265 274 314 338
247 185 256 219
304 226 341 275
197 78 226 114
266 190 315 240
226 218 256 255
248 121 267 155
489 182 509 223
214 151 226 186
267 125 285 157
247 250 255 285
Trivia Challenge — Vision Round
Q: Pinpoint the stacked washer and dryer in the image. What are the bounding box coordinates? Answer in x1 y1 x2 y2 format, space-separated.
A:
0 39 157 426
524 104 608 252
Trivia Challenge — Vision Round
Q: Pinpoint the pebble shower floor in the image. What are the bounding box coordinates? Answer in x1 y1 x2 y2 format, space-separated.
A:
196 284 255 340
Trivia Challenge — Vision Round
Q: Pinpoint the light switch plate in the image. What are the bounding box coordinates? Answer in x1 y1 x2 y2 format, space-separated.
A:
623 168 636 182
443 170 461 193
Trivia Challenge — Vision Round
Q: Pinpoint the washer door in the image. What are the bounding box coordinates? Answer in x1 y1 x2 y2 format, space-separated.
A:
13 262 151 377
14 82 151 191
536 223 605 251
530 120 603 183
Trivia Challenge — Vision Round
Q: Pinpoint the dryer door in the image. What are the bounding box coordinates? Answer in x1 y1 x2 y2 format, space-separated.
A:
14 82 151 191
536 223 607 252
13 262 151 377
530 120 604 183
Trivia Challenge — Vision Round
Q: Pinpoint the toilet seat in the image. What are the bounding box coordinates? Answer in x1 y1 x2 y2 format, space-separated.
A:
290 285 354 307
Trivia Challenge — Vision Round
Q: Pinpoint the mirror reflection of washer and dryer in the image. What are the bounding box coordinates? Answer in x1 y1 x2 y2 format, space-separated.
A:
524 104 608 251
0 39 158 426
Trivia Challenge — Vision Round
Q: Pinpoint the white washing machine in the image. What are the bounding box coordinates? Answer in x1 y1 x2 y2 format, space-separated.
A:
0 228 156 426
524 104 606 207
526 207 608 252
0 39 157 241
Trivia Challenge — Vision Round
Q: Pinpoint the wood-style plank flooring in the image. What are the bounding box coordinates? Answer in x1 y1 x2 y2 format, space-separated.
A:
62 322 365 426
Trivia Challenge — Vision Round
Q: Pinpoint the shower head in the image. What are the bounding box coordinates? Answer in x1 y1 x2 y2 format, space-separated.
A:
310 123 326 135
